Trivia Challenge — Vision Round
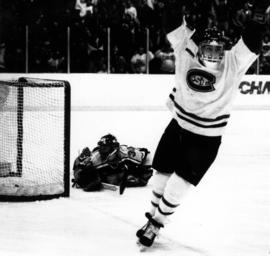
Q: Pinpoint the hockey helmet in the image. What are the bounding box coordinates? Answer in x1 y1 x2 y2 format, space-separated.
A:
98 134 119 154
198 27 225 69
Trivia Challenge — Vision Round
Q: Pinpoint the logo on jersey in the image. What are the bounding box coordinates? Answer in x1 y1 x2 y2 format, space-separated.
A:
186 69 216 92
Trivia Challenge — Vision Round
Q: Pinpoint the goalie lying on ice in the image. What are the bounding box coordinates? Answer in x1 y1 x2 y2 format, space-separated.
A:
72 134 153 193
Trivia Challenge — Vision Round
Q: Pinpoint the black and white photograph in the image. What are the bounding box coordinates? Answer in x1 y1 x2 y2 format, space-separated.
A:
0 0 270 255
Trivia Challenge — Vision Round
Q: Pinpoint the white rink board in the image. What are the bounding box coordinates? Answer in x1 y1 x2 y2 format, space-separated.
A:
2 73 270 110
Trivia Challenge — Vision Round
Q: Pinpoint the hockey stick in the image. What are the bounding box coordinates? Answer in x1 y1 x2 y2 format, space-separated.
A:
101 164 129 194
119 164 129 195
101 182 119 192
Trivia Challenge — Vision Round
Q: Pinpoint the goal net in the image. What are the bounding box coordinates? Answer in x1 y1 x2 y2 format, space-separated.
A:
0 77 70 201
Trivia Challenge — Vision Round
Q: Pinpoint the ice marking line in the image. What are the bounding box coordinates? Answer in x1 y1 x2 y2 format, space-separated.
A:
71 105 270 112
5 105 268 112
72 106 167 111
71 197 209 255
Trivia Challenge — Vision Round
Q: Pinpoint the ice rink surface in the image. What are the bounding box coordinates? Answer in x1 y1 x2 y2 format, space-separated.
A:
0 109 270 256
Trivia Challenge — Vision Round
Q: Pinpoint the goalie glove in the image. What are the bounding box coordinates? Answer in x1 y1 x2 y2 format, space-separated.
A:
72 165 102 191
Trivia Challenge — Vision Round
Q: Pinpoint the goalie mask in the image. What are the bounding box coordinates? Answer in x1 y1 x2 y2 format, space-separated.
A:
198 27 225 70
98 134 119 155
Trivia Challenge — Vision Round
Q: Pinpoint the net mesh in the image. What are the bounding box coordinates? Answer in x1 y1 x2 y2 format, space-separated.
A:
0 79 69 199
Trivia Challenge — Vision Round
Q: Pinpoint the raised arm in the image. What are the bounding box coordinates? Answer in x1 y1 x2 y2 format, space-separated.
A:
166 16 195 54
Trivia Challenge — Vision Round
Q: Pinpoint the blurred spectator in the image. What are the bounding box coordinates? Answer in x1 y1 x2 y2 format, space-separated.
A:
47 50 66 72
137 0 156 29
75 0 93 17
266 5 270 25
86 27 106 72
124 0 138 21
260 33 270 74
10 47 25 73
0 43 6 72
232 1 253 28
130 46 154 73
260 56 270 74
0 0 269 74
262 34 270 57
117 16 144 61
213 0 229 20
146 0 155 10
152 0 167 30
92 0 99 5
153 41 175 74
87 49 105 72
70 40 89 72
111 45 129 73
212 0 230 32
96 56 107 73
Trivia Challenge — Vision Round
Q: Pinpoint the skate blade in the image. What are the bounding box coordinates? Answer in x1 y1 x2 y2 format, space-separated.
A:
136 240 148 252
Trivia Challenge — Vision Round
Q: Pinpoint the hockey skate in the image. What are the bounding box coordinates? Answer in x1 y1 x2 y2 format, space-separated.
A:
136 212 152 238
136 212 163 251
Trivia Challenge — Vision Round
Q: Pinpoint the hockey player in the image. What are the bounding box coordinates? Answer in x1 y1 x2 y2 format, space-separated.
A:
72 134 153 193
136 0 269 249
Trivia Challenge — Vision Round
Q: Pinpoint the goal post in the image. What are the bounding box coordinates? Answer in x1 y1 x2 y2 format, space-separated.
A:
0 77 70 201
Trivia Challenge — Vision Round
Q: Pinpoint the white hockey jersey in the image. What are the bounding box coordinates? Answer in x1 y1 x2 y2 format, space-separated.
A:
166 20 258 137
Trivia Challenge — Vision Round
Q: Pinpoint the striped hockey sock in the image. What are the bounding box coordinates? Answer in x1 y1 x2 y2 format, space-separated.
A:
153 173 192 225
149 171 171 216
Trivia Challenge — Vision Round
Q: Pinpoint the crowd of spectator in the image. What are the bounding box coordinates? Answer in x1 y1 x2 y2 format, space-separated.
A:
0 0 269 74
